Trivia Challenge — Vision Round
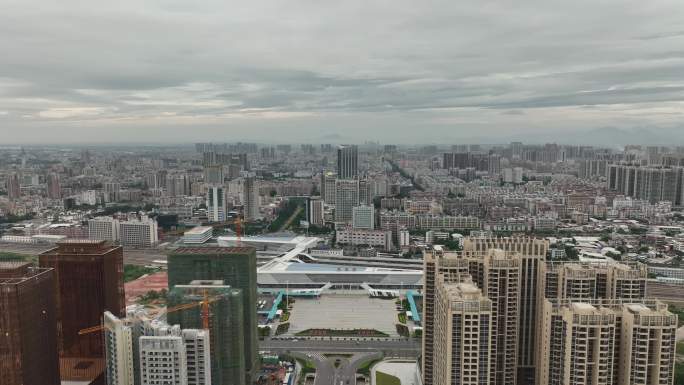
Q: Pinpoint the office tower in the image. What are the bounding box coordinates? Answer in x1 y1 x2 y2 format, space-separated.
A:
119 217 159 248
433 277 493 385
168 281 245 385
536 299 677 385
0 262 60 385
541 261 647 301
352 204 375 229
207 186 228 223
167 247 257 382
139 337 188 385
337 145 358 179
47 172 61 199
323 172 337 205
6 172 20 200
204 165 224 184
306 197 324 226
334 179 359 223
89 216 121 242
243 176 260 221
40 240 125 383
104 311 135 385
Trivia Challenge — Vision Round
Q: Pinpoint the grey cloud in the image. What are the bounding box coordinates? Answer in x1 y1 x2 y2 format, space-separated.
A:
1 0 684 144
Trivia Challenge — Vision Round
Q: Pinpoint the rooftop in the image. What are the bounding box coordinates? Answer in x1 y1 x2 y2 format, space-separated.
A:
170 246 255 255
184 226 213 235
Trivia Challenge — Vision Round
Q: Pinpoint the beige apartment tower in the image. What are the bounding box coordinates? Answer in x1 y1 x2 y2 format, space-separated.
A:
433 277 493 385
536 299 677 385
462 237 548 384
541 261 647 301
423 237 548 385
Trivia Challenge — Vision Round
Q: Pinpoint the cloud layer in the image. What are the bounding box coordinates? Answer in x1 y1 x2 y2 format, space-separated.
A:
1 0 684 144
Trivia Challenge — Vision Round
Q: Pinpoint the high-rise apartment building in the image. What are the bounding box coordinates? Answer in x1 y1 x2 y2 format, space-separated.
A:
337 145 358 179
166 174 190 197
462 250 520 385
306 197 324 226
104 308 211 385
104 311 135 385
0 262 60 385
352 204 375 229
423 237 549 385
40 240 125 383
204 165 224 184
47 172 61 199
139 337 188 385
207 186 228 223
541 261 647 301
119 216 159 248
168 281 244 385
243 176 260 221
322 172 337 205
6 172 21 200
536 299 677 385
462 237 547 384
607 164 684 205
334 179 359 224
89 216 120 242
433 277 493 385
167 247 258 383
89 216 159 247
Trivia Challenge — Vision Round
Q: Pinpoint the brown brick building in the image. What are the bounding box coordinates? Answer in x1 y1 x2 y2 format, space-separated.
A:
39 240 124 384
0 262 60 385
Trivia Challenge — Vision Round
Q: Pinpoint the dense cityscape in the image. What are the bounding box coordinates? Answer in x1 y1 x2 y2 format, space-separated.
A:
2 142 684 385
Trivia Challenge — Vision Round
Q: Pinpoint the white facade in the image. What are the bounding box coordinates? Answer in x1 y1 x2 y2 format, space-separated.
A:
104 311 135 385
207 186 227 223
89 217 120 242
139 337 188 385
119 217 158 247
352 205 375 230
182 226 213 244
307 198 324 226
81 189 98 205
181 330 211 385
336 228 393 250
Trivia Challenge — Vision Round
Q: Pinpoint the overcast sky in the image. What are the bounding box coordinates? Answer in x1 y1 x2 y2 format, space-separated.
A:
2 0 684 145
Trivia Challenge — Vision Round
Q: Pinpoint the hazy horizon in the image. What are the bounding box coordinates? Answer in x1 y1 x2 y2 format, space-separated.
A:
2 0 684 144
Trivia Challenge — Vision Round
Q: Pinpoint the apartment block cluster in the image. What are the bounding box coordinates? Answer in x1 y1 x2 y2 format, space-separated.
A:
422 236 678 385
0 239 259 385
88 215 159 247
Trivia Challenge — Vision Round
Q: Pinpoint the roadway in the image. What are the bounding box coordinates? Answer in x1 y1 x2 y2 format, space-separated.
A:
260 339 421 356
260 339 420 385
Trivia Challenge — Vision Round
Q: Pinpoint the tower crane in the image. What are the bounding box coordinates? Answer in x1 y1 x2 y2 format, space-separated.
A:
78 289 217 335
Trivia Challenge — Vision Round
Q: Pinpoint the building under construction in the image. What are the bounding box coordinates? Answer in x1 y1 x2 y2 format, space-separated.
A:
168 246 258 382
168 280 246 385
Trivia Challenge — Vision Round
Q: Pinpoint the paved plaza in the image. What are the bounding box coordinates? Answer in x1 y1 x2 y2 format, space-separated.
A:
287 294 399 336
